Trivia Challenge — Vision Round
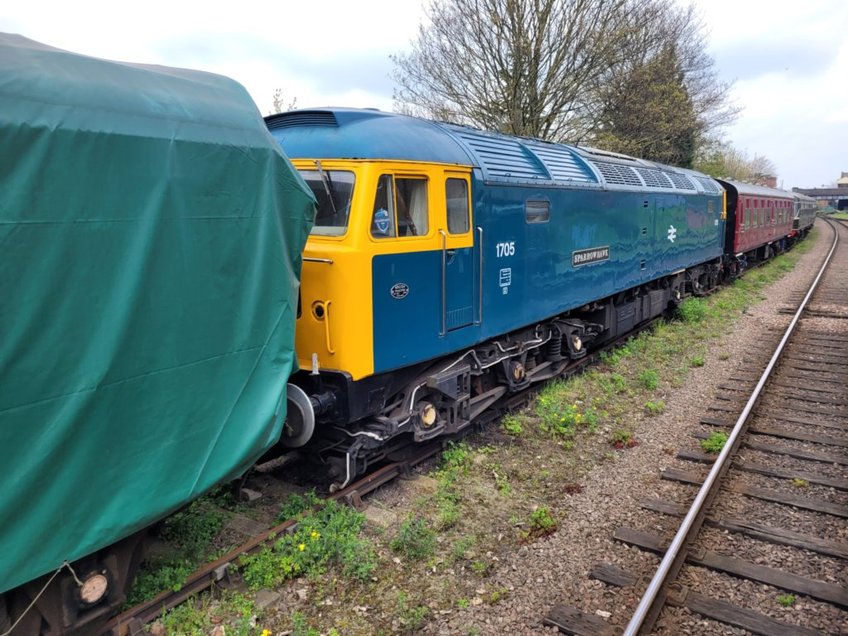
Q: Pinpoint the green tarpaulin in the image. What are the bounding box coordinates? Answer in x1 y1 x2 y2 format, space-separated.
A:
0 34 314 593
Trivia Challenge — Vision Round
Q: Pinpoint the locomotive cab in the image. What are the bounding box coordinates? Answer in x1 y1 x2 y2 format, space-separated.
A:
283 159 479 450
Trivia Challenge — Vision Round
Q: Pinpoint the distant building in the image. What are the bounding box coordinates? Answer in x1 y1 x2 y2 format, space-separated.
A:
794 173 848 210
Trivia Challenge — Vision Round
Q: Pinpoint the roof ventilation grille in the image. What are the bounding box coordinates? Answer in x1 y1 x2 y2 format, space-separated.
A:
664 172 696 190
265 111 339 130
635 167 673 188
591 161 643 187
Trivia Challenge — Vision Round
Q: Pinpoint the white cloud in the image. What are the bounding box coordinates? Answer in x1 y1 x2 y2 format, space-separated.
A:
688 0 848 186
1 0 424 112
3 0 846 186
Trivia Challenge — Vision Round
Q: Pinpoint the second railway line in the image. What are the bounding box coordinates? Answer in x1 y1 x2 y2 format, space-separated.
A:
546 218 847 635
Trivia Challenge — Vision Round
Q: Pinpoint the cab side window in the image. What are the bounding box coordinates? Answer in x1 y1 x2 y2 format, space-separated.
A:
372 175 428 238
396 178 428 236
446 178 470 234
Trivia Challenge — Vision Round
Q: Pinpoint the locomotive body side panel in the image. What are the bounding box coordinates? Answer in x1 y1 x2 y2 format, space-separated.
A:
270 108 724 432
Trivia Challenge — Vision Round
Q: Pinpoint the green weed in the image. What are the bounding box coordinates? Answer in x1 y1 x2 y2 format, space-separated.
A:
638 369 659 390
239 499 375 590
126 498 228 605
442 441 472 470
277 490 321 521
677 298 708 323
501 414 524 436
645 400 665 416
777 593 796 607
488 587 508 604
535 385 598 436
452 536 475 560
291 611 319 636
471 560 489 574
158 591 256 636
610 429 638 449
522 506 557 541
700 431 728 454
396 591 429 630
690 355 706 367
390 516 436 561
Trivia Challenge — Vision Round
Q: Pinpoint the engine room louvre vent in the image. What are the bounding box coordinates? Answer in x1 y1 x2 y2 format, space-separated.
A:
693 176 722 193
527 144 595 183
590 161 643 187
663 172 696 190
635 167 673 189
454 131 548 180
266 111 339 130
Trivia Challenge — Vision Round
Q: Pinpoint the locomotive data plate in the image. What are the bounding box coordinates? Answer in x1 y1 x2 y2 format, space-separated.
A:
390 283 409 299
572 246 610 267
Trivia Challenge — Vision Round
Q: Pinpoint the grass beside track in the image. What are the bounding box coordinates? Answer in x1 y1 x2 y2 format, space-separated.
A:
141 229 818 635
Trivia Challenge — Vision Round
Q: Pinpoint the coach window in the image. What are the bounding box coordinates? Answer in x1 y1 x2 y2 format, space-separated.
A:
446 178 470 234
525 200 550 223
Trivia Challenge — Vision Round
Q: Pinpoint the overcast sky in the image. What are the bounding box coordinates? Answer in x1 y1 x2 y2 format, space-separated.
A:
3 0 846 188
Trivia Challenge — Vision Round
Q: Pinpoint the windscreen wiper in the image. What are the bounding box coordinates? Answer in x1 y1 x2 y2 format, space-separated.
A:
314 160 338 216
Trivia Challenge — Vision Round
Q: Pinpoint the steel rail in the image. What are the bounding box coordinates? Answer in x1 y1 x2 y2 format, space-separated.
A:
100 445 443 635
623 219 841 636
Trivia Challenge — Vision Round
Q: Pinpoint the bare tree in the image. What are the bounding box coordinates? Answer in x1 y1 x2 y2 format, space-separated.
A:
694 141 778 184
392 0 639 141
393 0 737 161
269 89 298 116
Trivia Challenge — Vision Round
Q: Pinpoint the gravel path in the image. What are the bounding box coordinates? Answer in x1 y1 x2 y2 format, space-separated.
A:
422 223 840 635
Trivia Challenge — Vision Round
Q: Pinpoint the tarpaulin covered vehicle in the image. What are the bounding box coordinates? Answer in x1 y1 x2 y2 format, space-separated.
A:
0 33 314 633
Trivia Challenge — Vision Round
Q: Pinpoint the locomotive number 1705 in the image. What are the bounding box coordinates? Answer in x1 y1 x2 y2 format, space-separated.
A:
495 241 516 258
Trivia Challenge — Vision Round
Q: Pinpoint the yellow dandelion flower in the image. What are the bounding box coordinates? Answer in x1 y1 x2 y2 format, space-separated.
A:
260 630 272 636
311 530 321 540
298 543 306 551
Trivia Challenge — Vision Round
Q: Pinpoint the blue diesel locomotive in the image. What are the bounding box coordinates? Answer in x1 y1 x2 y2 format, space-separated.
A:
266 108 727 487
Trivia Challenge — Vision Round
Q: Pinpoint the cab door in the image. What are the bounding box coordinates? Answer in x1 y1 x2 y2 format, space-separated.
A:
440 173 476 333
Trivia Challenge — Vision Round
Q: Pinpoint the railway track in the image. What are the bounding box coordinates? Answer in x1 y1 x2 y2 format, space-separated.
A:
545 217 847 635
101 225 829 636
101 310 673 635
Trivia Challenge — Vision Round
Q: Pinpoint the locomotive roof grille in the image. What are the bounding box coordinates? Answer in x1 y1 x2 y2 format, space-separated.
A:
527 144 595 182
266 110 339 130
692 176 722 194
635 167 674 189
590 160 643 187
664 172 696 190
454 131 550 180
